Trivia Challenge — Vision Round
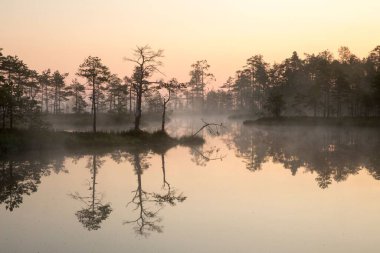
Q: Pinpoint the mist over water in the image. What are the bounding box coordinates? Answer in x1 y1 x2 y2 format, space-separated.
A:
1 115 380 253
2 1 380 252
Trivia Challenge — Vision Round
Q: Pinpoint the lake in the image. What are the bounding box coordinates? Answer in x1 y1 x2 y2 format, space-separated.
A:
1 116 380 253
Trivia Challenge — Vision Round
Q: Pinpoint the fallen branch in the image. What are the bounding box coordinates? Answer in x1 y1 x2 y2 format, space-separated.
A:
192 119 226 137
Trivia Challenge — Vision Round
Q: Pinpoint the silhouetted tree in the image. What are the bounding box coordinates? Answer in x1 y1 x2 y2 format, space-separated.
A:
0 53 42 129
244 55 269 113
65 79 87 113
51 70 68 114
188 60 215 111
77 56 110 132
38 69 52 113
125 45 164 131
264 91 285 117
105 74 129 113
158 78 184 132
220 76 234 110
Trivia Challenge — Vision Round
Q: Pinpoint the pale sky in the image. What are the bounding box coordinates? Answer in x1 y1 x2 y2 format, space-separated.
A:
1 0 379 87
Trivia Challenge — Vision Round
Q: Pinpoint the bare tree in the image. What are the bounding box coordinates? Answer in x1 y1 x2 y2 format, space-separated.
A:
124 45 164 131
158 78 185 132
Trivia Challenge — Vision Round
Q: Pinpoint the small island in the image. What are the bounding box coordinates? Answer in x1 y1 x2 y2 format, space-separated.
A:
0 128 204 154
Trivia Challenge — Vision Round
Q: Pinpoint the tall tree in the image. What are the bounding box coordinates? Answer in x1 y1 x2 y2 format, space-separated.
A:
125 45 164 131
0 55 38 128
220 76 234 111
233 70 251 110
123 76 134 114
368 45 380 71
188 60 215 111
158 78 184 132
38 69 52 113
65 79 87 114
77 56 110 132
106 74 128 114
244 55 269 113
369 46 380 114
51 70 68 114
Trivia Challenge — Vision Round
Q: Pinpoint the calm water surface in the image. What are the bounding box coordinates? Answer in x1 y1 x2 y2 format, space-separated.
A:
1 117 380 253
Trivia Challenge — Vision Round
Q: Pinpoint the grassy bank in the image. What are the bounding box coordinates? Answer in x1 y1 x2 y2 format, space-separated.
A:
0 129 204 154
42 112 168 128
243 116 380 127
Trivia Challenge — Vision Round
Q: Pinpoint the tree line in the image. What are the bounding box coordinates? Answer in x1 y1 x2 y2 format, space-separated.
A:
0 46 179 131
220 46 380 117
1 45 380 131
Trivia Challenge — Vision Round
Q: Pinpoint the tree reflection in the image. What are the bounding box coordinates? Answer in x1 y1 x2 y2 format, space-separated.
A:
236 130 268 172
124 152 162 236
230 125 380 189
70 154 112 231
124 151 186 237
0 156 64 211
189 146 225 166
154 153 186 207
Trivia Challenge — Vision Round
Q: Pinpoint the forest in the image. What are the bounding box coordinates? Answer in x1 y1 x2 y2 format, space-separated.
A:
1 45 380 132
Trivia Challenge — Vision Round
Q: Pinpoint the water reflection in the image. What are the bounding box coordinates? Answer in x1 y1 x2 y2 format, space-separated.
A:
230 125 380 189
124 150 186 237
2 122 380 253
0 154 67 211
70 154 112 231
1 123 380 241
189 146 224 166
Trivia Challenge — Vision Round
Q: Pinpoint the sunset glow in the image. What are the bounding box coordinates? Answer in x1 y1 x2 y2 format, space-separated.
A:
1 0 379 85
2 2 380 251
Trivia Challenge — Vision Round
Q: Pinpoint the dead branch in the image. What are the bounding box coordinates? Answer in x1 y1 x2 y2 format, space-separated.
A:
192 119 226 137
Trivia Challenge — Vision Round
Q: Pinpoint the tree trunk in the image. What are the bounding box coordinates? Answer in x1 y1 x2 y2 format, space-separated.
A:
92 77 96 133
161 101 167 132
129 88 132 114
54 85 57 114
9 97 13 129
1 106 5 129
109 94 113 112
41 84 44 113
327 92 330 118
58 88 61 114
75 91 78 113
45 85 49 113
134 88 142 131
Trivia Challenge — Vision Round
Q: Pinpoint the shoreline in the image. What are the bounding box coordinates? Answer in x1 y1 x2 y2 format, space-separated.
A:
0 129 204 155
243 117 380 127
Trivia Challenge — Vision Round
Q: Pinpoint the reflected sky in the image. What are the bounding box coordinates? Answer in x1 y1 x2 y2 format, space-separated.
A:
1 118 380 252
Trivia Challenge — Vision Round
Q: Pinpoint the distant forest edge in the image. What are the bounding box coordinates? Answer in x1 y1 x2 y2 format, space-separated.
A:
1 45 380 130
243 117 380 127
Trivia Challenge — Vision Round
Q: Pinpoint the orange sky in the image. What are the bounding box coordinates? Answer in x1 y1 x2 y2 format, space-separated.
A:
1 0 379 88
